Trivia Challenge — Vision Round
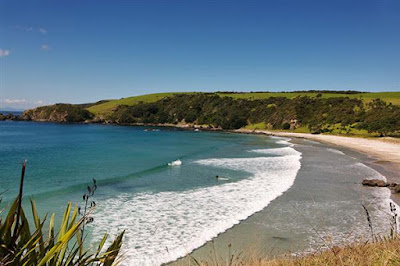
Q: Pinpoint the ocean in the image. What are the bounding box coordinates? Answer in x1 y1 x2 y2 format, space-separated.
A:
0 121 394 265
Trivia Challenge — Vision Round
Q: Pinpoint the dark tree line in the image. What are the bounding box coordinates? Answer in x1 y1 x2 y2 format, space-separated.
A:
23 104 94 122
106 93 394 133
356 99 400 136
19 94 400 136
109 94 399 135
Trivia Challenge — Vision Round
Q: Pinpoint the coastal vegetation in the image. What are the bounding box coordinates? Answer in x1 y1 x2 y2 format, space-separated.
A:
3 91 400 136
86 92 191 116
22 104 94 123
86 91 400 116
183 237 400 265
0 162 124 265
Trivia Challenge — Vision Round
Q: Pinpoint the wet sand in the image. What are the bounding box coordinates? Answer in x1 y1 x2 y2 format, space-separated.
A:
236 130 400 183
172 133 400 265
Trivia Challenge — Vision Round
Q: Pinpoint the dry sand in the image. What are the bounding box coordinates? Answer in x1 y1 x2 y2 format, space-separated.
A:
236 129 400 166
235 129 400 204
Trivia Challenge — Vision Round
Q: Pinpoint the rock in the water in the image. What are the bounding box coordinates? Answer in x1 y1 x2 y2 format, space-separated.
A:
393 184 400 193
362 179 388 187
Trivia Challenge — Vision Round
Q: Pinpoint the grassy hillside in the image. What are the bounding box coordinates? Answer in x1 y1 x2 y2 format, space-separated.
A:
217 91 400 105
86 91 400 116
87 92 192 115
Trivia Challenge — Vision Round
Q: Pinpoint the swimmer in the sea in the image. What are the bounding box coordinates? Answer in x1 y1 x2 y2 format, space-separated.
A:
215 175 229 181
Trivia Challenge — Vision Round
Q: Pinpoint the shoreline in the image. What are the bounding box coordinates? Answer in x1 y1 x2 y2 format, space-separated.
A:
233 129 400 205
233 129 400 167
5 119 399 181
3 120 400 264
175 132 399 265
5 119 400 182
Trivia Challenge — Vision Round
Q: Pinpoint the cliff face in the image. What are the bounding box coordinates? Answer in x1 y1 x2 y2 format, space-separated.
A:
22 104 94 123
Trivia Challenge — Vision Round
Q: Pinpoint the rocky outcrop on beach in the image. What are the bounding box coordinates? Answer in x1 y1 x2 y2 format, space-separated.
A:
362 179 400 193
22 104 94 123
362 179 388 187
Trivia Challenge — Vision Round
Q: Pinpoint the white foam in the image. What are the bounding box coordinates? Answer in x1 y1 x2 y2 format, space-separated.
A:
269 136 294 147
352 162 387 182
250 147 301 156
168 159 182 166
302 139 321 145
91 146 302 265
303 162 397 250
326 148 345 155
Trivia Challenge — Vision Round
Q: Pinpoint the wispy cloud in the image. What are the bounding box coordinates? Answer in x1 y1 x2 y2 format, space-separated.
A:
10 25 33 32
3 99 27 104
0 98 49 110
0 49 11 57
10 25 48 34
39 27 47 34
41 44 51 50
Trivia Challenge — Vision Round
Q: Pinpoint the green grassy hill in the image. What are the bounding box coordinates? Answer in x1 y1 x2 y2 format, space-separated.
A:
87 92 192 115
217 91 400 105
87 91 400 116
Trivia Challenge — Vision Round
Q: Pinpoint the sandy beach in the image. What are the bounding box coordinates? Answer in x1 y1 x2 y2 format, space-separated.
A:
234 129 400 203
237 129 400 169
174 133 400 264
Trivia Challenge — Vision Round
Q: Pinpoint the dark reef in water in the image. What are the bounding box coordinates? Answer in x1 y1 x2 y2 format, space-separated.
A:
0 112 26 121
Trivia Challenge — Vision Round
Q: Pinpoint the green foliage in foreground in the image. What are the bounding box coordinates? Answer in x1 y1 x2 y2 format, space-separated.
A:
0 162 124 265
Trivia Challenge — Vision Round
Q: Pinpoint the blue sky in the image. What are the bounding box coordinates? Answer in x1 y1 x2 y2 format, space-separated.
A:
1 0 399 109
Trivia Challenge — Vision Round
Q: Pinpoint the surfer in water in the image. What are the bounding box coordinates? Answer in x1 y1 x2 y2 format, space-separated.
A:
215 175 229 181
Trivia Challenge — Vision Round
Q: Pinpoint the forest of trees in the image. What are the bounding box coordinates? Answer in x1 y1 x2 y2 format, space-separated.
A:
108 94 400 135
16 93 400 136
22 104 94 122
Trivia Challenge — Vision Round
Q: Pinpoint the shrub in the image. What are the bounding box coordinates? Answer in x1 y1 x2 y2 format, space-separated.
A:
0 161 124 265
282 122 291 130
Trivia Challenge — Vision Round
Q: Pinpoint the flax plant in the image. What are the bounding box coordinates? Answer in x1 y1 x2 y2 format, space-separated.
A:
0 161 125 265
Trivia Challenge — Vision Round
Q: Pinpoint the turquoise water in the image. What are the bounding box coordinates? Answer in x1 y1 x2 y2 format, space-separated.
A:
0 121 301 265
0 122 265 199
0 121 394 265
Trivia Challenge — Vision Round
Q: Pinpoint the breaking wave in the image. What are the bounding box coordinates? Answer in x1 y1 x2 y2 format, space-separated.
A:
326 148 345 155
91 144 302 265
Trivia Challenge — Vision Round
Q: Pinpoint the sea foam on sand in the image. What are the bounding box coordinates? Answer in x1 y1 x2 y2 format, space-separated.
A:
91 142 302 265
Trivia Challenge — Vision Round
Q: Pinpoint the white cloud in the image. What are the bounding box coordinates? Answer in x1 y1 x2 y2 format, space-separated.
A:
10 25 33 32
10 25 48 34
0 98 49 110
4 99 27 104
41 44 51 50
0 49 11 57
39 27 47 34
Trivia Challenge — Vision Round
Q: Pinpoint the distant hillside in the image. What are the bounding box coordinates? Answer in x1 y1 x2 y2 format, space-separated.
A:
103 92 400 136
22 104 93 122
87 92 193 116
86 91 400 116
20 91 400 137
